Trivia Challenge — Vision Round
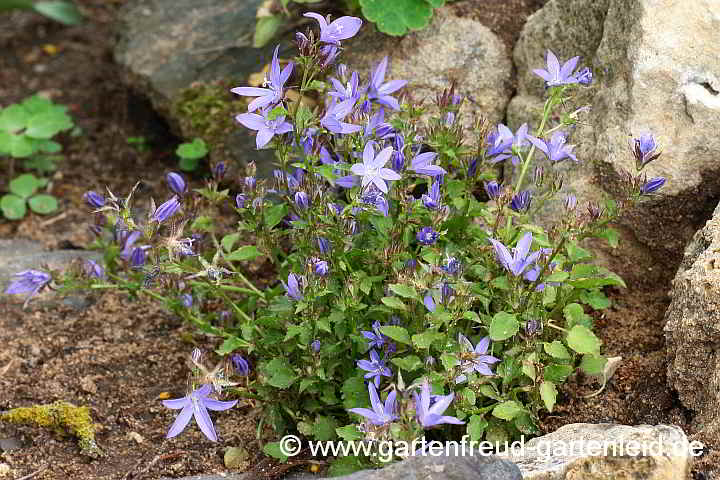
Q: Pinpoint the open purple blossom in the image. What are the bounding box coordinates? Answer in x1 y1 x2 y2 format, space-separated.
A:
312 259 329 276
410 151 446 176
527 131 578 163
423 291 436 312
575 67 593 85
490 124 530 166
163 384 237 442
364 108 392 139
422 180 441 209
365 56 407 111
442 257 461 275
510 190 532 212
5 270 51 307
416 227 438 246
631 133 661 170
230 46 292 112
485 124 514 158
361 321 391 350
361 186 390 216
484 181 503 200
329 71 360 103
282 273 305 301
83 190 105 209
84 259 105 279
303 12 362 46
350 142 400 194
349 382 397 426
454 335 500 383
533 50 582 87
488 232 541 277
235 110 293 149
357 349 392 387
640 176 666 195
413 380 464 428
321 98 362 135
166 172 187 195
152 195 181 223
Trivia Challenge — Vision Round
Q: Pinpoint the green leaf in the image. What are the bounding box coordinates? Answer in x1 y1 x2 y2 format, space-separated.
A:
544 364 574 383
264 203 287 229
388 283 419 300
427 0 445 6
9 174 41 198
253 14 284 47
263 442 288 462
190 215 214 232
380 296 407 311
412 331 443 349
539 381 557 412
597 227 619 248
9 134 34 157
342 376 368 409
312 416 337 441
176 138 208 160
563 303 592 329
221 233 241 252
328 455 366 477
33 1 83 25
581 289 611 310
0 194 26 220
566 242 593 262
467 415 487 441
359 0 434 36
378 325 411 344
492 400 524 421
266 106 288 122
25 110 72 139
440 353 458 371
580 354 607 376
216 335 251 355
391 355 422 371
543 341 570 360
336 425 364 442
0 104 30 132
566 325 601 355
27 194 58 215
546 271 569 283
226 245 262 262
263 358 297 389
489 312 519 341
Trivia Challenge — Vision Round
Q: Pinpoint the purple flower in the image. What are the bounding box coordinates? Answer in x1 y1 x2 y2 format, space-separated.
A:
231 354 251 376
313 259 329 276
329 71 360 103
311 340 322 353
350 142 401 194
130 246 146 268
303 12 362 45
490 124 530 166
510 190 532 212
575 67 593 85
361 186 389 216
533 50 582 87
565 194 577 211
488 232 541 277
442 257 461 275
527 131 578 163
166 172 187 195
321 98 361 134
467 158 478 178
180 294 193 308
83 191 105 209
4 269 51 306
416 227 438 246
485 124 514 158
441 283 454 304
423 291 436 313
406 258 417 271
294 191 310 210
631 133 661 170
152 195 181 223
282 273 305 301
230 46 293 112
391 135 405 172
162 384 237 442
365 56 407 110
422 180 441 209
235 194 246 209
454 335 500 383
244 176 256 191
213 162 226 181
357 349 392 388
525 319 540 335
410 151 446 176
316 237 331 254
361 321 390 350
413 380 464 428
640 177 666 195
484 181 503 200
235 110 293 149
84 259 105 279
319 44 339 68
348 382 397 426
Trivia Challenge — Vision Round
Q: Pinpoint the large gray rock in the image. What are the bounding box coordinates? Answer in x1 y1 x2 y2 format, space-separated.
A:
665 201 720 435
498 423 694 479
508 0 720 258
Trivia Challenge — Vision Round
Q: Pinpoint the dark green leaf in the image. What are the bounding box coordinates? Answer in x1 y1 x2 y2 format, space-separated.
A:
33 1 83 25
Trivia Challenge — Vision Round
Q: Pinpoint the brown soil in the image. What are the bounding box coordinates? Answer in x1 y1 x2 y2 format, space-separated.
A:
4 0 713 479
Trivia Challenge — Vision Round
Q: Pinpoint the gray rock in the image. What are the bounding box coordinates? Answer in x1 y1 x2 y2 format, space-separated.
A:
497 423 693 479
327 452 521 480
665 201 720 435
0 437 22 452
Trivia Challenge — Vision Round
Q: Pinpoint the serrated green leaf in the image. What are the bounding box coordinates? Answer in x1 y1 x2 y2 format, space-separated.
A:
0 104 30 132
378 325 410 344
263 358 297 389
0 194 26 220
312 415 337 441
492 400 524 421
359 0 434 36
27 194 58 214
543 340 570 359
544 364 574 382
388 283 419 300
253 15 284 47
391 355 422 371
176 138 208 160
563 303 592 329
226 245 262 262
10 174 41 198
579 354 607 376
539 381 557 412
489 311 518 341
412 331 443 349
263 442 288 462
440 352 458 371
380 296 407 311
336 424 364 442
25 110 72 139
467 415 487 441
342 376 368 409
566 325 601 355
216 335 251 355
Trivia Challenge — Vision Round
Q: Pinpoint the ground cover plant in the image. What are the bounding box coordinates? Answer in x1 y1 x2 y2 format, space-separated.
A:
5 10 667 475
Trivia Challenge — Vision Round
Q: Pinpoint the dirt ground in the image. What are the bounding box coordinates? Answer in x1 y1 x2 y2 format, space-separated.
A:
1 0 714 479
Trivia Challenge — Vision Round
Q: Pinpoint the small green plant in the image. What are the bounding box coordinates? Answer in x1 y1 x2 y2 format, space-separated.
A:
176 138 208 171
0 0 82 25
127 136 151 153
1 173 58 219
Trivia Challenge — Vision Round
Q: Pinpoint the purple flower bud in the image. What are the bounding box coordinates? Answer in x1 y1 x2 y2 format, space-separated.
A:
565 194 577 211
416 227 438 246
423 291 436 312
191 347 203 363
313 259 329 276
640 176 666 195
441 283 454 304
219 311 231 323
467 158 478 178
166 172 187 195
316 237 331 254
231 354 251 376
283 273 305 301
294 191 310 210
235 194 246 209
130 247 146 268
575 67 593 85
320 44 339 68
311 339 321 353
83 191 105 209
152 195 181 223
483 181 502 200
337 63 348 81
295 32 310 53
84 259 105 279
510 190 532 212
244 176 256 190
180 294 193 308
631 133 662 170
533 166 545 186
443 257 461 275
213 162 226 181
525 319 540 335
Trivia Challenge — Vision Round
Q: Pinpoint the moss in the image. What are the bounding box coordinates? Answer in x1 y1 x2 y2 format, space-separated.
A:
0 401 104 458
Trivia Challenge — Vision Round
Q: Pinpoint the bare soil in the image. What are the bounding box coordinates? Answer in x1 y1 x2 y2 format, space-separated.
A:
3 0 714 479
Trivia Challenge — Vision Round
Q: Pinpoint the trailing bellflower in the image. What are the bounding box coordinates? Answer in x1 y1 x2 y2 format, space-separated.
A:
235 109 293 149
321 98 362 135
410 151 446 176
510 191 532 212
230 46 292 112
357 349 392 387
282 273 305 301
152 195 181 223
163 384 237 442
294 191 310 210
417 227 438 245
413 380 464 428
630 133 661 170
533 50 582 87
484 181 503 200
527 131 578 163
350 142 400 194
303 12 362 46
640 177 666 195
84 259 105 279
5 270 52 307
422 180 441 210
311 339 322 353
454 335 500 383
488 232 541 277
349 382 397 426
232 354 251 376
166 172 187 195
364 56 407 111
329 71 360 103
83 190 105 209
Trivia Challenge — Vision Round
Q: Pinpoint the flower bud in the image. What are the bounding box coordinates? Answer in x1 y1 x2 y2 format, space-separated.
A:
151 196 181 223
316 237 331 254
313 259 329 276
83 191 105 209
165 172 187 195
180 293 193 308
235 194 246 209
294 191 310 210
130 247 146 268
565 194 577 211
231 354 251 376
483 181 502 200
311 339 321 353
213 162 226 181
244 176 256 191
416 227 438 245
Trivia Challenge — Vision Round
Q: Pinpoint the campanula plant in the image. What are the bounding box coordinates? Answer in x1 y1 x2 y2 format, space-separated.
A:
26 12 670 473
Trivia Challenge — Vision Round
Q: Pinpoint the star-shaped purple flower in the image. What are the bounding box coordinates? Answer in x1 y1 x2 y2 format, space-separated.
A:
349 382 397 426
454 334 500 383
365 56 407 111
5 269 52 307
321 98 362 135
350 142 401 194
488 232 541 277
527 131 578 163
410 151 446 176
413 380 464 428
235 109 293 149
357 349 392 387
533 50 581 87
163 384 237 442
303 13 362 45
230 46 293 112
329 71 360 103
